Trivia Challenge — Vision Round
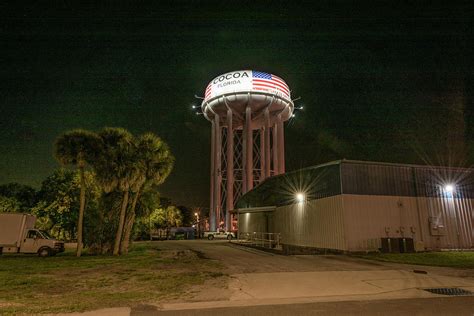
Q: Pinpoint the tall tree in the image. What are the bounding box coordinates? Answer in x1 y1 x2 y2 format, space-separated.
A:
0 183 37 211
33 169 101 242
131 187 161 240
94 127 139 256
121 133 174 254
0 196 22 213
54 129 101 257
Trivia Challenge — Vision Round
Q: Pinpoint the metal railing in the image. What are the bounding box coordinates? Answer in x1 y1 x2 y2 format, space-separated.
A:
237 232 281 249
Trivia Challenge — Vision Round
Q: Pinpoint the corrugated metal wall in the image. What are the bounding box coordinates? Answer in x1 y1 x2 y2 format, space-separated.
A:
341 160 474 198
273 195 347 251
413 167 474 198
416 197 474 249
340 161 473 251
237 160 473 252
238 212 269 234
341 162 415 196
236 161 341 208
342 195 474 251
342 195 423 251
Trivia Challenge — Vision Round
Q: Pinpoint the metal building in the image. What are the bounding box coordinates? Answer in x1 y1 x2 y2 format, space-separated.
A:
200 70 294 231
236 160 474 253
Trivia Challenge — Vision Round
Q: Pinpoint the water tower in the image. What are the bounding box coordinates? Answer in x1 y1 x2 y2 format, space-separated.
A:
200 70 294 231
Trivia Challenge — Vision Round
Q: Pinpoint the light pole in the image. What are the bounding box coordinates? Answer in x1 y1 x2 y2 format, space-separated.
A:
194 212 200 239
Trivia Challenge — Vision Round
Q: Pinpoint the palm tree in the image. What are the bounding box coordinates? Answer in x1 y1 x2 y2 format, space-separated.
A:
53 129 102 257
164 205 183 237
120 133 174 254
94 127 139 256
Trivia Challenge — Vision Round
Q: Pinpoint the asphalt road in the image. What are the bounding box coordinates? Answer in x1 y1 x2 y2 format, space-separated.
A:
153 240 393 274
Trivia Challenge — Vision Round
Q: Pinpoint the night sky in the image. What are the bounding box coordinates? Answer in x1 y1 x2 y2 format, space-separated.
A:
1 1 473 207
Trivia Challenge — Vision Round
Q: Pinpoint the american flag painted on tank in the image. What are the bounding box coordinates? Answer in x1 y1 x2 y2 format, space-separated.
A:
205 83 212 99
203 70 290 101
252 71 290 98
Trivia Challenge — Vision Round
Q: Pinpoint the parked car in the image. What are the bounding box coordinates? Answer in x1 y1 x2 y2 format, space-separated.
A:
203 231 236 240
0 213 65 257
169 227 195 240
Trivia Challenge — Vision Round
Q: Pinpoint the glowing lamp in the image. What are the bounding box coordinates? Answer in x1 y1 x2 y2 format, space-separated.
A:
296 193 305 203
444 184 454 193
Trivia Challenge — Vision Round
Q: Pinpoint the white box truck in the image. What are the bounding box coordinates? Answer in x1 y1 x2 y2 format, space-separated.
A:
0 213 65 257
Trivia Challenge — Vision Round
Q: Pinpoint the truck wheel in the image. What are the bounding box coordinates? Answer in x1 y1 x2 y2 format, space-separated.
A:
208 235 214 240
38 247 51 257
227 234 232 240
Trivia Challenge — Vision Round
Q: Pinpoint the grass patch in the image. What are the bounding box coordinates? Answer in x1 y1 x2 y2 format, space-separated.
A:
0 241 224 314
358 252 474 269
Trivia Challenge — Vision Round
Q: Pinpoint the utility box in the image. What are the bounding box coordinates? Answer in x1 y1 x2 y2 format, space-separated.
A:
414 240 425 252
429 217 446 236
398 237 415 253
429 224 445 236
381 237 414 253
381 238 400 253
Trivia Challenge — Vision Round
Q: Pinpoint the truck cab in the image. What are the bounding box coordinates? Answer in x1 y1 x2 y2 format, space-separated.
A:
22 229 64 256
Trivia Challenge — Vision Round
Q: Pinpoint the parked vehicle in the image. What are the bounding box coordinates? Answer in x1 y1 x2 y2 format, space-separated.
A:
0 213 65 257
169 227 195 240
150 227 196 240
203 231 236 240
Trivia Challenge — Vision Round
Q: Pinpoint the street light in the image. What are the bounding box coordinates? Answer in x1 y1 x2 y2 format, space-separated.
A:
296 192 305 203
194 212 200 238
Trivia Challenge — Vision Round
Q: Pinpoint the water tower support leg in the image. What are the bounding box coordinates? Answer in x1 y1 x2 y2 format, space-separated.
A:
226 109 234 231
214 114 221 231
246 106 253 191
277 117 285 174
243 106 253 193
209 120 216 231
260 128 265 182
272 123 279 175
242 122 247 193
264 108 271 178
